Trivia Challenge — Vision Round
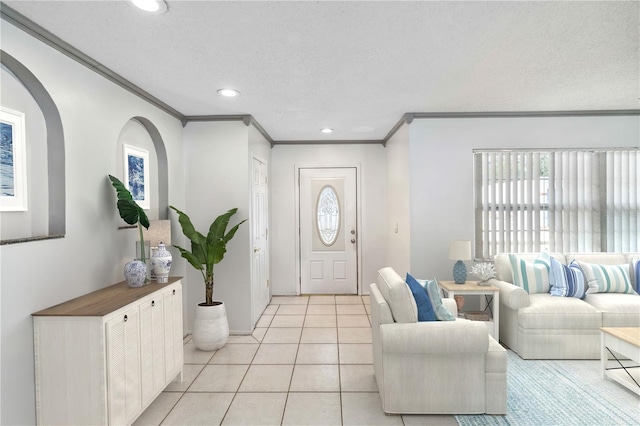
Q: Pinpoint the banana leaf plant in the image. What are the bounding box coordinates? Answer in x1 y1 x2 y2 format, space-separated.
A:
170 206 247 306
108 175 150 262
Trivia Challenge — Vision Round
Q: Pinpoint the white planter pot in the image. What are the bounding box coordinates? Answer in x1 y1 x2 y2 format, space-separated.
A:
192 302 229 351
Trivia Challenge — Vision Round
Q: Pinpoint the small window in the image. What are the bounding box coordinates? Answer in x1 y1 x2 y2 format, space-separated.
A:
316 185 340 246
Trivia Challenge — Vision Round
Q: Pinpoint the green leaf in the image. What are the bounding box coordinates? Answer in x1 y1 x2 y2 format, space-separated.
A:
170 206 203 245
109 175 149 229
108 175 133 201
223 219 247 244
116 200 141 225
173 244 204 271
207 208 237 246
191 239 208 264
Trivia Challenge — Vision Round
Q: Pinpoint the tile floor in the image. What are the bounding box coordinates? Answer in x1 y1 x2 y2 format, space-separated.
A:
134 295 457 426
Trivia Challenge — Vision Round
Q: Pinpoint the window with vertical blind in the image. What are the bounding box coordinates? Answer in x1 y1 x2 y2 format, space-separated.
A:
474 149 639 260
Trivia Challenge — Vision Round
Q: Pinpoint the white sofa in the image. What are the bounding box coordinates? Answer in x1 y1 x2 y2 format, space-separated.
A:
370 267 507 415
491 252 640 359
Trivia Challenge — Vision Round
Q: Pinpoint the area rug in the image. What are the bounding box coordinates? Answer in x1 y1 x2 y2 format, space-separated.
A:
456 350 639 426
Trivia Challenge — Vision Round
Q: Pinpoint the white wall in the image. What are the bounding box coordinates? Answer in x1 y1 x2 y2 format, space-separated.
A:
385 123 411 276
270 143 387 295
408 116 640 282
182 121 255 334
0 22 185 424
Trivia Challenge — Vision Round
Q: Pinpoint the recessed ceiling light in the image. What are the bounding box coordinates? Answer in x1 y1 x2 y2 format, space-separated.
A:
131 0 167 14
217 89 240 98
320 128 334 134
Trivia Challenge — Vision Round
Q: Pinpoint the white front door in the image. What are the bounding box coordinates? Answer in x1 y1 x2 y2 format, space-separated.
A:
299 167 358 294
251 155 270 325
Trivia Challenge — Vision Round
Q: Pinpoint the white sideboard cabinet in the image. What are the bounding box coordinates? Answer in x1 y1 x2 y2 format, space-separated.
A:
33 278 184 425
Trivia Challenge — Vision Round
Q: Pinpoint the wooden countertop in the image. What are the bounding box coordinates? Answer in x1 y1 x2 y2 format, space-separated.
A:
601 327 640 348
33 277 182 317
438 280 499 292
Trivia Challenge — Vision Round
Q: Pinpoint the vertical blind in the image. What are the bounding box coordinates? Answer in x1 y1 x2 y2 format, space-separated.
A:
474 149 639 259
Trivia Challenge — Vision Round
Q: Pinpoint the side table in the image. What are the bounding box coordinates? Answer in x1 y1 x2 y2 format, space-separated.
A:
438 280 500 342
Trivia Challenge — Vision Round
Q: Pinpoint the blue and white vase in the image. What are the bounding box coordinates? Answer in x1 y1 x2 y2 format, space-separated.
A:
152 242 172 283
124 259 147 288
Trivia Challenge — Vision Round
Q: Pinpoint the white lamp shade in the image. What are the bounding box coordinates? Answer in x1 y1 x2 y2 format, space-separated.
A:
142 220 171 247
449 240 471 260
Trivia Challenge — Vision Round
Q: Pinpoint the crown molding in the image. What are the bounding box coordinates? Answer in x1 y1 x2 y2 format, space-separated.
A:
406 110 640 119
272 140 384 146
1 3 187 125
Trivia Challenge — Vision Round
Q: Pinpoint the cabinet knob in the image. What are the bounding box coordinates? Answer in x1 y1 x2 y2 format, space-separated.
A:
124 315 128 322
173 289 176 295
151 300 155 307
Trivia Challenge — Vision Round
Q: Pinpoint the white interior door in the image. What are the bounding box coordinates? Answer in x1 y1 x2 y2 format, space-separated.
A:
251 155 270 324
300 167 357 294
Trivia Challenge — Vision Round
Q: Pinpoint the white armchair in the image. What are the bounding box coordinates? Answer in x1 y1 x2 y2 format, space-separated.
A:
370 267 507 415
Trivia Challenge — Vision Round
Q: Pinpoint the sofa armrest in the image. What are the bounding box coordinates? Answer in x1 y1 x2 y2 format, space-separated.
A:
441 298 458 317
379 320 488 355
488 278 530 310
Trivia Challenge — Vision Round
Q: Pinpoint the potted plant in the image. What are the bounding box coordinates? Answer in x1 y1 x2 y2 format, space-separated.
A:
109 175 150 287
170 205 247 351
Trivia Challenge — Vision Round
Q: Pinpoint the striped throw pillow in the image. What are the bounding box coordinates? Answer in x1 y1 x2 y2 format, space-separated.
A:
578 261 636 294
550 258 587 299
509 251 551 294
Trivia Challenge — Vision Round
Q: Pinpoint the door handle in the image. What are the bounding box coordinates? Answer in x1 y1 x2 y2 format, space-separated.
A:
254 247 261 253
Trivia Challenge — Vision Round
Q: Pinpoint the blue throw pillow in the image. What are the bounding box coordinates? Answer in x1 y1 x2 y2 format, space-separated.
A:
405 273 436 321
550 258 587 299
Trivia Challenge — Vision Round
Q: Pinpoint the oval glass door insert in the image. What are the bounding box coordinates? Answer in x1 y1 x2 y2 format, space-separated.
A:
316 185 340 246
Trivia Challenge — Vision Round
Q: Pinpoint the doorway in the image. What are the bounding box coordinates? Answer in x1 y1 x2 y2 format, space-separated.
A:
251 154 270 325
298 167 358 294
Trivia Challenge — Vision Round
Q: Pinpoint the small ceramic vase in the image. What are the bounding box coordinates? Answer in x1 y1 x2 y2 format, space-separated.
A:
152 242 172 283
124 259 147 287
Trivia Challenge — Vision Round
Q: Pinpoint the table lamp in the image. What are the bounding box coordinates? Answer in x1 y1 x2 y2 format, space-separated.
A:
449 240 471 284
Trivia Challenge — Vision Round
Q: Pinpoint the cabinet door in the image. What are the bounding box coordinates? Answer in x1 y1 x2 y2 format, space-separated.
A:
106 307 142 425
139 297 165 407
163 284 183 380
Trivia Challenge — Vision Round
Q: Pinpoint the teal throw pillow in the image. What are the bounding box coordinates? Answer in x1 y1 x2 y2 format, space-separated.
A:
420 278 455 321
578 261 636 295
405 273 436 322
509 251 551 294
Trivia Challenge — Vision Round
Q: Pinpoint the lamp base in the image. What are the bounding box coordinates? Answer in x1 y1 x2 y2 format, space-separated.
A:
453 260 467 284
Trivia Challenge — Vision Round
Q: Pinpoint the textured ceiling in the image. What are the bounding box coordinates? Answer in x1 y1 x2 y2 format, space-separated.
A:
3 0 639 141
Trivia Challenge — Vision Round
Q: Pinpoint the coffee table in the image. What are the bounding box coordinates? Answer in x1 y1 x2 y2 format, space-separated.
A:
600 327 640 395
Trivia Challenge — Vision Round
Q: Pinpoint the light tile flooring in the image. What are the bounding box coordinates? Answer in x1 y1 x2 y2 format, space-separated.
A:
134 295 457 426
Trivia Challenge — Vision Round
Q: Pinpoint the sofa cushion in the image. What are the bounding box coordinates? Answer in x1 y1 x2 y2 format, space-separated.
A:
578 261 636 294
376 267 417 323
509 252 551 294
406 273 436 322
549 258 587 299
518 293 602 330
583 293 640 327
420 278 456 321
